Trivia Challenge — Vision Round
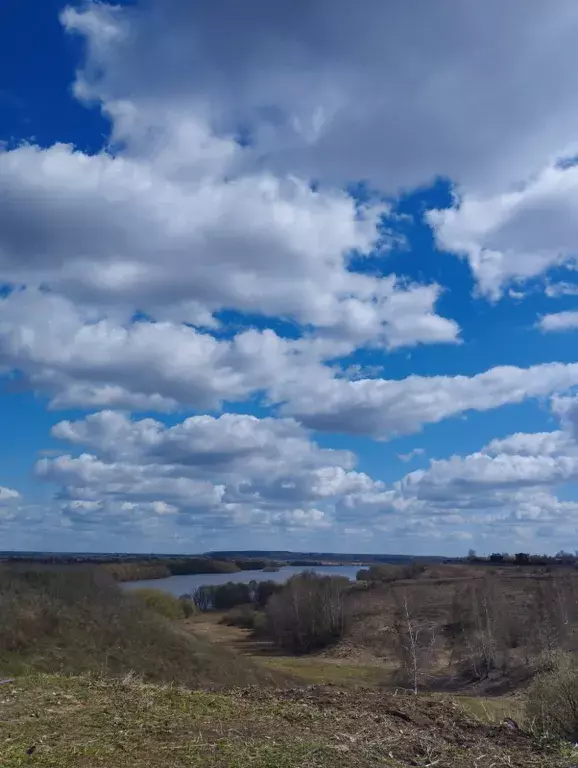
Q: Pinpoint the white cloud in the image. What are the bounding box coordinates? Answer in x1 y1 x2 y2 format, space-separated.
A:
281 361 578 437
400 453 578 499
0 486 20 503
0 124 458 353
0 486 22 527
0 289 335 411
62 1 578 195
428 162 578 298
539 311 578 333
3 291 577 437
484 431 572 457
397 448 425 463
545 281 578 298
389 400 578 537
50 410 354 472
32 405 578 547
39 411 383 534
552 395 578 442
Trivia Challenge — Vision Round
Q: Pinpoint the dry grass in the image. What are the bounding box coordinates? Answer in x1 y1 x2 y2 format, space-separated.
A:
1 675 575 768
525 656 578 740
0 566 285 689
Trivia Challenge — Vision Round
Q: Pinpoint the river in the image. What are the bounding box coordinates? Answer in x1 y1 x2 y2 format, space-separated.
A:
122 564 362 596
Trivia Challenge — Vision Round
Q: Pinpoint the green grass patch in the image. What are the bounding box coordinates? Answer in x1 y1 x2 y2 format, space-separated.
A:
455 694 525 725
259 657 388 686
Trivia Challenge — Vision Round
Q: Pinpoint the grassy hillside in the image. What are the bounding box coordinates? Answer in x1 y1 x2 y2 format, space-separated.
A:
330 565 578 692
1 675 574 767
0 566 283 689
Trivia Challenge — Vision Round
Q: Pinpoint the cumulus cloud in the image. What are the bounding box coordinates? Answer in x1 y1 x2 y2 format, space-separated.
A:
545 281 578 298
428 162 578 297
0 486 22 527
0 107 458 353
39 411 384 534
538 311 578 333
38 404 578 548
62 0 578 194
0 288 339 411
0 142 403 336
3 289 577 437
319 395 578 549
50 410 355 471
400 453 578 499
483 431 572 457
281 361 578 437
0 486 20 503
391 399 578 537
552 395 578 442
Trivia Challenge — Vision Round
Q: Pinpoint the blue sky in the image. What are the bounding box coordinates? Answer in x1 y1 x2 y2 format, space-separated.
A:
2 0 578 555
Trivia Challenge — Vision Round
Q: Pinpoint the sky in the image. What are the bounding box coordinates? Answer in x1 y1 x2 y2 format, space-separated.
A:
3 2 578 556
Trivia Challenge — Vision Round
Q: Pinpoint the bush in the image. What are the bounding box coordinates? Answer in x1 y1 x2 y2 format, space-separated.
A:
222 605 258 629
214 582 251 610
192 585 216 611
132 588 186 620
0 564 281 688
178 594 197 618
251 579 283 608
192 579 283 612
252 611 269 637
526 655 578 740
265 572 349 653
193 581 269 611
357 563 425 583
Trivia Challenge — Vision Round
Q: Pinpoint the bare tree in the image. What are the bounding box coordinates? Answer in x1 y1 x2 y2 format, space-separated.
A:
266 572 349 653
526 577 570 669
392 588 437 693
448 577 514 681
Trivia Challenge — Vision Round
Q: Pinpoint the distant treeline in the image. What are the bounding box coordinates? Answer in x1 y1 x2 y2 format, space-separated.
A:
457 550 578 568
103 557 278 582
207 550 443 565
0 555 277 582
356 563 426 583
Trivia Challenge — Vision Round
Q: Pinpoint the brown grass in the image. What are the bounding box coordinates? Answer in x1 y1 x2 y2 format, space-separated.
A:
0 565 285 689
1 675 574 767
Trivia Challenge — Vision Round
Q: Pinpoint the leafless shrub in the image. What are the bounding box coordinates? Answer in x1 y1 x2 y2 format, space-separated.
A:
448 576 515 680
392 588 438 693
265 572 349 653
526 654 578 740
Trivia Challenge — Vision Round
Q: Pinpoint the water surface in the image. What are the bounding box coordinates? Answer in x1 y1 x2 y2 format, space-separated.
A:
123 564 361 596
